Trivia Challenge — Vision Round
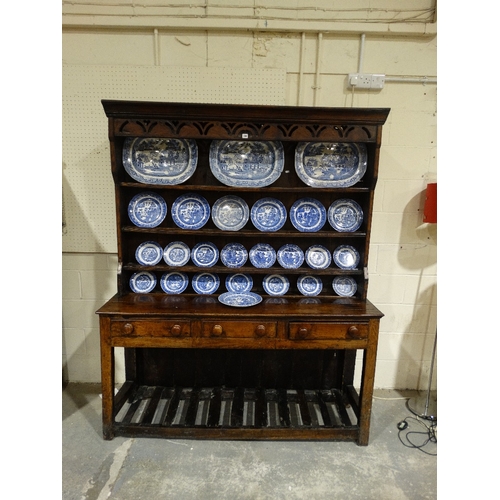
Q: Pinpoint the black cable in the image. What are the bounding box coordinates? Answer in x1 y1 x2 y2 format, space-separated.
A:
397 416 437 456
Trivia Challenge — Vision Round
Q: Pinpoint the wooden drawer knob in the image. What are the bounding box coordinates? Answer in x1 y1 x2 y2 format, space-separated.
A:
298 327 309 339
255 324 266 337
212 324 224 336
170 324 182 336
347 326 360 339
123 323 134 334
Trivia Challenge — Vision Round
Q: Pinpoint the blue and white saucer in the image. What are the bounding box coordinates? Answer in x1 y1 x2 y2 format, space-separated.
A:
220 243 248 268
328 199 363 232
163 241 190 266
191 242 219 267
262 274 290 296
249 243 276 268
251 198 287 232
192 272 220 294
218 292 262 307
297 275 323 296
225 273 253 293
171 193 210 230
289 198 326 232
305 245 331 270
135 241 164 266
333 245 360 270
277 244 304 269
130 271 157 293
332 276 357 297
128 192 167 228
160 271 189 294
212 195 249 231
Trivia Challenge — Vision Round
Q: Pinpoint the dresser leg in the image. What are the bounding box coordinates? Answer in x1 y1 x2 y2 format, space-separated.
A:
100 317 115 440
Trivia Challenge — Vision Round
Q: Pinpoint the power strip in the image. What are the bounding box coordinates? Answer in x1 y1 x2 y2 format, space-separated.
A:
348 73 385 89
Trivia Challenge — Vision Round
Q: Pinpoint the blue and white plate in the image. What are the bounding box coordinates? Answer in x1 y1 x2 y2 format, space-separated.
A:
290 198 326 232
191 242 219 267
262 274 290 296
297 275 323 296
128 192 167 228
163 241 190 266
249 243 276 268
135 241 164 266
251 198 287 232
305 245 331 270
212 195 249 231
218 292 262 307
160 272 189 294
225 273 253 293
277 244 304 269
209 140 284 187
295 142 367 188
328 199 364 232
333 276 358 297
192 272 220 294
130 271 157 293
333 245 360 269
220 243 248 268
123 137 198 185
171 193 210 230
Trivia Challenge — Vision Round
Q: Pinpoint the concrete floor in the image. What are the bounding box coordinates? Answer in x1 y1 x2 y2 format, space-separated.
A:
62 384 437 500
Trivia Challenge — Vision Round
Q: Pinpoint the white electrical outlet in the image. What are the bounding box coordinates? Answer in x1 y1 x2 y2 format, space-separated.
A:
348 73 385 90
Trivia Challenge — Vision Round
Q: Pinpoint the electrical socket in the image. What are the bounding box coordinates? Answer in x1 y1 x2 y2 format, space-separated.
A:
348 73 385 90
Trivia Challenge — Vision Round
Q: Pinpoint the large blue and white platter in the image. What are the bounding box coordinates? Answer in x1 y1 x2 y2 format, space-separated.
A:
225 273 253 293
328 199 363 232
220 243 248 268
277 244 304 269
251 198 287 232
128 192 167 228
171 193 210 230
295 142 367 188
249 243 276 268
123 137 198 185
218 291 262 308
263 274 290 296
305 245 331 270
333 276 357 297
209 140 284 187
297 275 323 296
212 195 249 231
192 272 220 295
290 198 326 232
135 241 164 266
163 241 191 266
333 245 360 270
160 271 189 294
191 242 219 267
130 271 157 293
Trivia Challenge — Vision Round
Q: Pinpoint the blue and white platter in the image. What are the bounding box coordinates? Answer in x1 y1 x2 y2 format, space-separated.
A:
277 244 304 269
297 275 323 296
262 274 290 296
212 195 249 231
333 276 357 297
171 193 210 230
130 271 157 293
225 273 253 293
192 272 220 294
220 243 248 268
251 198 287 232
123 137 198 185
333 245 360 269
209 140 284 187
289 198 326 232
305 245 331 270
191 242 219 267
160 271 189 294
249 243 276 268
163 241 191 266
328 199 363 232
135 241 164 266
295 142 367 188
218 291 262 308
128 192 167 228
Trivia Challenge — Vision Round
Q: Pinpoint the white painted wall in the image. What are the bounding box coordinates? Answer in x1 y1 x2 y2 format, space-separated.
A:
62 2 437 389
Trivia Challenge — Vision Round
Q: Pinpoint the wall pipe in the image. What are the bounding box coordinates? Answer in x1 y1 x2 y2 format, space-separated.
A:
297 32 305 105
313 32 323 106
154 28 160 65
358 33 365 73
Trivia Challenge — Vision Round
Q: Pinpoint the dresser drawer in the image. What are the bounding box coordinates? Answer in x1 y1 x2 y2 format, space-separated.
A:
289 322 368 341
110 320 191 338
201 320 277 339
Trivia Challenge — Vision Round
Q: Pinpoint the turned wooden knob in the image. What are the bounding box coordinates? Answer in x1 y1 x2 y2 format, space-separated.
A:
212 324 223 336
298 327 309 339
170 324 182 336
123 323 134 334
347 326 360 338
255 324 266 337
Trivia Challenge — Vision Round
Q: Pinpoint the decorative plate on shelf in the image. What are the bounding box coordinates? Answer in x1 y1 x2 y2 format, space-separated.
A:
220 243 248 268
171 193 210 230
262 274 290 296
128 192 167 228
297 275 323 296
289 198 326 232
225 273 253 293
123 137 198 185
192 272 220 295
163 241 191 266
333 245 360 269
191 242 219 267
130 271 157 293
328 199 364 232
209 140 284 187
249 243 276 268
305 245 331 270
212 195 249 231
160 271 189 294
218 291 262 307
333 276 357 297
295 142 367 188
250 198 287 232
135 241 164 266
277 244 304 269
